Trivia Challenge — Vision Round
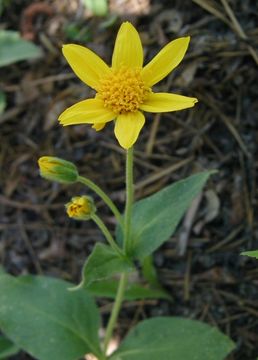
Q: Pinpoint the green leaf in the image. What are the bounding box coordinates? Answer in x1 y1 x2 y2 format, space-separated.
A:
241 250 258 259
74 243 134 289
83 0 108 16
88 279 171 300
140 255 170 299
0 266 6 276
110 317 235 360
0 275 103 360
129 171 214 259
0 0 11 17
141 255 161 288
0 30 42 67
0 336 19 359
0 90 6 114
64 23 91 42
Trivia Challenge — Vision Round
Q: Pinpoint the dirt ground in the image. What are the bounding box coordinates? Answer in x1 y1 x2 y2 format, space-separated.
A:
1 0 258 359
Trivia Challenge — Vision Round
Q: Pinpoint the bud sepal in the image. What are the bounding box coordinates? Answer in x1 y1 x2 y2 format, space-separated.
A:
38 156 78 184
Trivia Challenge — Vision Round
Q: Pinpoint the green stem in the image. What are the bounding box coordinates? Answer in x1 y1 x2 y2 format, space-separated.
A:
78 175 123 227
103 273 128 353
91 213 123 257
124 147 134 254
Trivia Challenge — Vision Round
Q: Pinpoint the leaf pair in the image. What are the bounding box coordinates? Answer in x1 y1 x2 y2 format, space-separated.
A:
0 275 234 360
80 171 214 288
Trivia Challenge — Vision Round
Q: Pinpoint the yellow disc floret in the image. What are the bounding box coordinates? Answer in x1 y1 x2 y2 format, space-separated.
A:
98 67 151 114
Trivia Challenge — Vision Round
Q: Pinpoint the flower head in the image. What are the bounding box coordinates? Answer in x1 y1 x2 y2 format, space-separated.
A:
65 195 95 220
59 22 198 149
38 156 78 183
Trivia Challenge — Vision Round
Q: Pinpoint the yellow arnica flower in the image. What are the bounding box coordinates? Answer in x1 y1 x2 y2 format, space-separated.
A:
59 22 198 149
66 195 95 220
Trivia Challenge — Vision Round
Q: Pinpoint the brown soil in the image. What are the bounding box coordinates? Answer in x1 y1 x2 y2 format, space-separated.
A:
1 0 258 359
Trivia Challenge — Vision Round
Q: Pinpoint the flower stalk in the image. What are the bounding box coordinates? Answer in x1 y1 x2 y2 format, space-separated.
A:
124 147 134 255
78 175 123 227
103 272 128 354
102 147 134 354
91 213 124 257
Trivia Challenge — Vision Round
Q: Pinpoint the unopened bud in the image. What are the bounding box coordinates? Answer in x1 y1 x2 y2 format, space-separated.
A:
38 156 78 184
65 195 96 220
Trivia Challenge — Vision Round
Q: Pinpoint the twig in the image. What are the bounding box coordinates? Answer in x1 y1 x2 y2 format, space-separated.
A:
220 0 258 65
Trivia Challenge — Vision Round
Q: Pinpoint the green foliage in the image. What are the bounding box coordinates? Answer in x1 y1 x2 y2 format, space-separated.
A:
0 266 5 276
0 0 11 16
241 250 258 259
83 0 108 16
0 336 19 359
0 30 42 67
110 317 235 360
0 275 103 360
64 23 92 42
88 279 171 300
140 255 170 297
141 255 162 288
0 90 6 114
76 243 134 288
124 171 213 259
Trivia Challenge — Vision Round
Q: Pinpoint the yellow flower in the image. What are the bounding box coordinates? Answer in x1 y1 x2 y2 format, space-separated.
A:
65 196 95 220
38 156 78 183
59 22 198 149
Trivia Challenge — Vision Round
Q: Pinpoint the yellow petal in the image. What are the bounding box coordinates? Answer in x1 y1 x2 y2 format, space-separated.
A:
59 98 115 126
114 111 145 149
112 22 143 69
141 37 190 86
140 92 198 112
62 44 111 90
92 123 106 131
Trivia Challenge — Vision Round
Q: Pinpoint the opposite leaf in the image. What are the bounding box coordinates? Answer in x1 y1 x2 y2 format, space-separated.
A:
110 317 235 360
130 171 213 259
141 255 162 289
0 336 19 359
88 279 171 300
241 250 258 259
76 243 134 289
0 275 103 360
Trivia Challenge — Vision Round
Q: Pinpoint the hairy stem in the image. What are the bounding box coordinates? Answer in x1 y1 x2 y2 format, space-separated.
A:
78 175 123 227
102 147 134 354
103 273 128 354
91 213 124 257
124 147 134 254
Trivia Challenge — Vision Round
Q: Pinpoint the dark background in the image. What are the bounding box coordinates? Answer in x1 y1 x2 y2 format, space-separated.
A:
0 0 257 359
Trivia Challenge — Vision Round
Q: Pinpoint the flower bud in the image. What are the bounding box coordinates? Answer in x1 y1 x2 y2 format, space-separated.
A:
65 195 96 220
38 156 78 184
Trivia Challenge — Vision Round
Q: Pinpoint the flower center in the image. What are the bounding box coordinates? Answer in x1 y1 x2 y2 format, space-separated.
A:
98 67 151 114
69 204 83 217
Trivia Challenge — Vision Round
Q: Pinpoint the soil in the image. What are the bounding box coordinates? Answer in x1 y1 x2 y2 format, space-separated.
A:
0 0 258 359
